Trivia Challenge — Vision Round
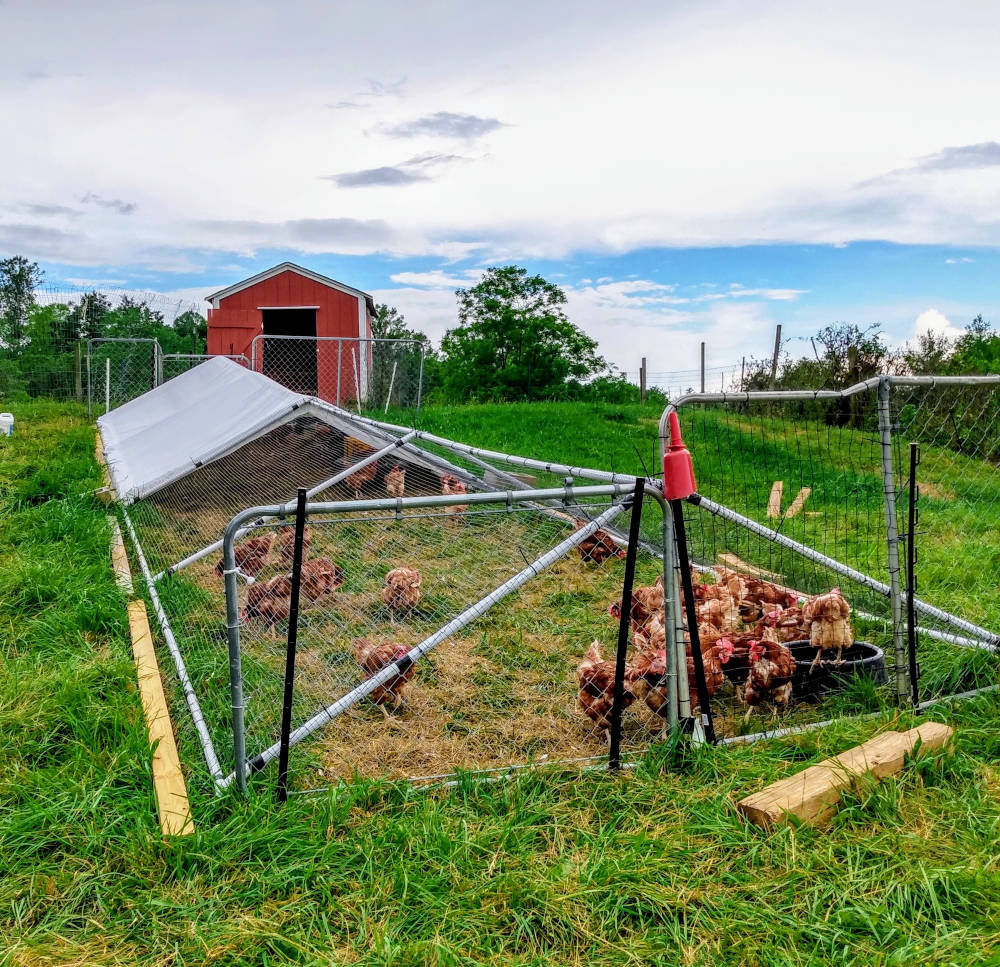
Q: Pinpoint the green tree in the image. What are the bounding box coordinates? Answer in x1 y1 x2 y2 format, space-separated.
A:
169 310 208 354
0 256 43 349
440 266 606 401
369 303 436 408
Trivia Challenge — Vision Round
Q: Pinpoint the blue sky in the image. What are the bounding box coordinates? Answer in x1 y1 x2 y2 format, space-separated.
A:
4 0 1000 376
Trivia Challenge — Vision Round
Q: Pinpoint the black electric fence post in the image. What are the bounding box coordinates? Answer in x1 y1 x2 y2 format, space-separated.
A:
609 478 646 771
276 487 308 803
671 499 717 745
906 443 920 707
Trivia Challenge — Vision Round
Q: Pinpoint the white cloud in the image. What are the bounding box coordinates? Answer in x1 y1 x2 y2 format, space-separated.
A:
3 0 1000 266
944 256 974 264
913 307 964 342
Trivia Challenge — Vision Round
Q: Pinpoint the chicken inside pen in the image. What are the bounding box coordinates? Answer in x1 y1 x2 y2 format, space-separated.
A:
215 531 275 582
382 566 422 614
574 519 626 564
802 587 853 668
440 473 468 514
276 524 312 564
385 465 406 498
352 638 417 713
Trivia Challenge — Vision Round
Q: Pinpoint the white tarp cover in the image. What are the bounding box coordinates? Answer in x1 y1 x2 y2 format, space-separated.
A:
99 357 303 502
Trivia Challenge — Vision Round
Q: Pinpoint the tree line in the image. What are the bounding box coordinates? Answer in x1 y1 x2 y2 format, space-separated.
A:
3 254 997 406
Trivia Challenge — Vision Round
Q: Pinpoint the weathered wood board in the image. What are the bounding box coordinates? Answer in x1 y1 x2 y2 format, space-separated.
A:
737 721 954 828
767 481 784 518
784 486 812 518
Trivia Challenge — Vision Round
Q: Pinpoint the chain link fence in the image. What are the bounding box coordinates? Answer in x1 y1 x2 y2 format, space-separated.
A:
161 353 249 383
250 335 425 414
87 338 162 415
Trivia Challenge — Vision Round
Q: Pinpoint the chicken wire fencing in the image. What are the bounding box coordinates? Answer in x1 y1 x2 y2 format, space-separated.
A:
249 335 426 415
661 374 1000 741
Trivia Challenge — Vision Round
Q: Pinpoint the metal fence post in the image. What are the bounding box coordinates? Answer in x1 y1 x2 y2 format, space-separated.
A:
222 521 249 793
415 346 425 417
877 376 909 701
86 341 92 418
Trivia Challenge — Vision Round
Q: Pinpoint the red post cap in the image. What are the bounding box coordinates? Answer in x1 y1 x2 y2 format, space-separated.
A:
662 411 697 500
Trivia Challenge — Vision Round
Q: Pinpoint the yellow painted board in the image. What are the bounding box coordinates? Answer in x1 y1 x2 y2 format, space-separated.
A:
108 517 134 595
784 486 812 518
738 722 954 828
128 600 193 836
766 481 784 518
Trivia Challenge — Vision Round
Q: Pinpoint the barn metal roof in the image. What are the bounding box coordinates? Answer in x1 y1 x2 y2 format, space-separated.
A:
205 262 375 312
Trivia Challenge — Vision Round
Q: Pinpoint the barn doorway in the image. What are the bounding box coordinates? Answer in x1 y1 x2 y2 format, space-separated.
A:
261 308 318 394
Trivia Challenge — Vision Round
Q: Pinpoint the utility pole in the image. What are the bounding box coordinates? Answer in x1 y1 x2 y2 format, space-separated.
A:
639 356 647 404
700 341 705 393
769 324 782 390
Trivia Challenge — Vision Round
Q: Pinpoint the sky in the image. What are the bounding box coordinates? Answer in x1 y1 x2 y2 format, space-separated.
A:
2 0 999 380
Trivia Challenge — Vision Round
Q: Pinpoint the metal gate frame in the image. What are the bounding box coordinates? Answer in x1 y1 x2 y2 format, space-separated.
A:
218 481 678 791
87 337 163 416
659 374 1000 705
249 334 426 413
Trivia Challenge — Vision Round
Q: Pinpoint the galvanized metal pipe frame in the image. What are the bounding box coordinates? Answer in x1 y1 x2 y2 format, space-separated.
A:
220 482 669 791
87 337 163 418
877 377 908 699
120 505 225 784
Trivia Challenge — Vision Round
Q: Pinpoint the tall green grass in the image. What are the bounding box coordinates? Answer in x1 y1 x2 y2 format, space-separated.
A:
1 401 1000 966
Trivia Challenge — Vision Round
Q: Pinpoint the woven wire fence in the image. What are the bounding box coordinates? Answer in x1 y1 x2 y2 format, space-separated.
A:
250 335 426 415
663 376 1000 740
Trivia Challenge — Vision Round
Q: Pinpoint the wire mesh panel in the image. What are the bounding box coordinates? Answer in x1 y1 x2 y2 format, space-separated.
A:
667 378 999 741
224 493 678 790
250 335 425 415
88 338 161 413
889 379 1000 697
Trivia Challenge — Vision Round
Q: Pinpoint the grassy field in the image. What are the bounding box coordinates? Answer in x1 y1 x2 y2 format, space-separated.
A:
3 399 1000 966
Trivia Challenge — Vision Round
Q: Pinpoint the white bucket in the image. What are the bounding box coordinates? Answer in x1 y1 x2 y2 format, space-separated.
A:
0 413 13 438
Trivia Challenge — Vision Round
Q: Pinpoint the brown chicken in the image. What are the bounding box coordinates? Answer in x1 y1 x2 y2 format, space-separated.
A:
347 462 378 499
756 604 810 643
382 566 422 613
440 473 469 514
575 519 626 564
300 557 344 602
743 576 799 610
608 575 664 629
802 587 853 668
277 525 312 565
631 618 735 717
240 573 293 638
352 639 417 710
576 640 638 739
385 465 406 498
697 593 742 634
743 636 796 707
215 532 275 580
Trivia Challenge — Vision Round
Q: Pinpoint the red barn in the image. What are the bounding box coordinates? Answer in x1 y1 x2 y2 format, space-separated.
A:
205 262 375 405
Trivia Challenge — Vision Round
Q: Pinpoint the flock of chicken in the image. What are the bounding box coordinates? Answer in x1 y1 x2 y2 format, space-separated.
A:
576 530 855 739
216 466 472 712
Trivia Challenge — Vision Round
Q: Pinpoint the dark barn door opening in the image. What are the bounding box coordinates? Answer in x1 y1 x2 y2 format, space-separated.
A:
262 309 318 394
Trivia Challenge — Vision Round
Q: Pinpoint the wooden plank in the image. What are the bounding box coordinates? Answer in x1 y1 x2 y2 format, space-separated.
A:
716 552 784 582
784 486 812 518
128 600 194 836
766 480 784 518
108 517 134 595
738 722 954 828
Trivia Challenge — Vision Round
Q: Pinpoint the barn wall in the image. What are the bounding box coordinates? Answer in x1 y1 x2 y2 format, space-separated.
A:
207 268 366 404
